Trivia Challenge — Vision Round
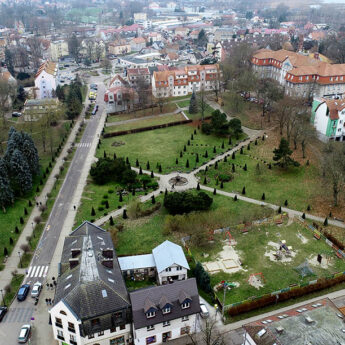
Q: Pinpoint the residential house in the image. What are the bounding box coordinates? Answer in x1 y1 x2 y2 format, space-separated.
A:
252 48 345 98
108 40 131 55
104 86 139 114
0 68 17 107
130 279 200 345
50 221 132 345
81 39 106 61
118 240 190 284
50 40 69 62
148 32 162 43
109 74 129 88
311 97 345 141
127 68 151 88
34 61 58 99
190 30 199 40
174 27 189 38
134 13 147 22
214 28 235 41
152 64 221 98
130 37 146 52
23 98 59 121
243 298 345 345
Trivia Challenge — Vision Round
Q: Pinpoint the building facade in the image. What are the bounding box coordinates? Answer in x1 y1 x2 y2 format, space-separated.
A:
109 40 131 55
130 279 200 345
34 61 58 99
152 64 220 98
23 98 60 121
50 222 132 345
50 40 69 62
104 86 139 114
311 97 345 141
252 49 345 99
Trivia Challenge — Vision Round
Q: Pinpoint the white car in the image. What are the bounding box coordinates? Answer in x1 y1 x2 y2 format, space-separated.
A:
18 324 31 343
31 282 42 298
200 303 209 318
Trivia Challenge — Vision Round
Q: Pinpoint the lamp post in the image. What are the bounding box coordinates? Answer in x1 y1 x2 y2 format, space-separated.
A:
18 251 22 268
0 289 5 306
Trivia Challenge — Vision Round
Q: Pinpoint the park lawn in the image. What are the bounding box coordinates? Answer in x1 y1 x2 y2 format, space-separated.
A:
205 220 345 305
176 100 190 108
197 138 323 212
0 121 72 266
105 113 185 133
125 277 157 292
3 274 24 306
112 191 273 256
185 103 214 120
99 124 247 174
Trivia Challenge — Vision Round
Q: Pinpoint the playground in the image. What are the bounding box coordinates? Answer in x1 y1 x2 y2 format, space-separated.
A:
191 218 345 305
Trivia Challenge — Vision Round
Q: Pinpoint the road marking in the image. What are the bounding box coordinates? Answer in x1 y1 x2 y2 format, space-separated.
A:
28 265 49 278
2 307 34 323
27 266 32 276
38 266 45 277
43 266 49 277
30 266 37 277
77 142 91 148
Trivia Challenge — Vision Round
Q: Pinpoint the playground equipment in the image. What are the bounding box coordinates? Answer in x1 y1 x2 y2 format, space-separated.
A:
294 261 315 278
226 231 236 246
214 280 237 292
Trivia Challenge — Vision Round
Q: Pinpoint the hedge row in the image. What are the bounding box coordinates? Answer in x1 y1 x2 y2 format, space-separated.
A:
103 119 193 138
108 104 158 116
227 274 345 316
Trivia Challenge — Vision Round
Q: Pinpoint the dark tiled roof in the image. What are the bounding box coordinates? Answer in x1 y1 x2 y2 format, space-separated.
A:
130 278 200 329
54 222 131 328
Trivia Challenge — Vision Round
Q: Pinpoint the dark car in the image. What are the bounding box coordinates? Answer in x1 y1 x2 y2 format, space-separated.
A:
17 284 30 301
92 104 99 115
0 306 7 322
90 83 98 90
12 112 22 117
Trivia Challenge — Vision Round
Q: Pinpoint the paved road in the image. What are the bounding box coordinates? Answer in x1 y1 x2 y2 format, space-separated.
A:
0 81 105 344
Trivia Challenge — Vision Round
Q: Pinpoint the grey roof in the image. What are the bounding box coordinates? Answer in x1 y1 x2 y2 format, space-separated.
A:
54 222 131 326
152 240 190 273
25 98 58 106
118 254 155 271
130 278 200 329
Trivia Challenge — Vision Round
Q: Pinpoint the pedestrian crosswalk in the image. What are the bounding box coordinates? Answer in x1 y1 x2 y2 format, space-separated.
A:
2 307 34 323
27 265 49 278
77 142 91 148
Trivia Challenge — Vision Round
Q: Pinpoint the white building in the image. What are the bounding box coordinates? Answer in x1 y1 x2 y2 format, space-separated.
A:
34 61 58 99
311 97 345 141
50 222 132 345
130 279 200 345
50 40 69 62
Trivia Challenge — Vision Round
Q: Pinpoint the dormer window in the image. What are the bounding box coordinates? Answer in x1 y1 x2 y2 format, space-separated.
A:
146 311 156 318
165 267 171 272
181 302 190 309
176 266 182 271
162 307 171 314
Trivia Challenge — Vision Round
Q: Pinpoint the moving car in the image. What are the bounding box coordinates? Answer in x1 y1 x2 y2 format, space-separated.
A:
12 112 22 117
200 303 209 318
17 284 30 301
18 324 31 343
92 104 99 115
31 282 42 298
0 306 7 322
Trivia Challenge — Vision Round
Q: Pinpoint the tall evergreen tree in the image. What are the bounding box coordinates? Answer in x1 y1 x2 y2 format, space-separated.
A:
189 90 198 114
9 149 32 195
21 132 39 176
0 158 14 212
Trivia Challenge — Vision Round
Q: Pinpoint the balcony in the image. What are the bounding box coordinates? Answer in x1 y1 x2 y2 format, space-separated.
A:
57 335 65 341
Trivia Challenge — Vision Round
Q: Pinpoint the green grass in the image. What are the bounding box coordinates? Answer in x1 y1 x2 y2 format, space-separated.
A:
99 124 246 174
3 274 24 306
197 138 324 212
176 100 190 108
105 113 185 133
125 277 157 292
199 220 345 306
185 103 214 120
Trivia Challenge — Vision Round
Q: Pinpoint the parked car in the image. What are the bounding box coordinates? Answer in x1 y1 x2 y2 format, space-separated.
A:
17 284 30 301
12 112 22 117
18 324 31 343
0 306 7 322
92 104 99 115
200 303 209 318
90 83 98 90
31 282 42 298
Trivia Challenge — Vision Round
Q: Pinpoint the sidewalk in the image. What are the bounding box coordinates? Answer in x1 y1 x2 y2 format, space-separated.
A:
0 114 85 293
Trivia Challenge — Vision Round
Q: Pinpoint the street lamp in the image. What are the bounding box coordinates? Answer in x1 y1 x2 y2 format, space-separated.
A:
0 289 5 306
18 251 22 268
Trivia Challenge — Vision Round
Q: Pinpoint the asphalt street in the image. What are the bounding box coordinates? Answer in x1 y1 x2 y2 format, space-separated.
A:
0 80 105 344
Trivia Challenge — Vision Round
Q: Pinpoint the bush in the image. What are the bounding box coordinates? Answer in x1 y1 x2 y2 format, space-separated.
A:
98 206 104 211
218 174 232 182
201 122 212 135
147 181 159 190
164 191 213 215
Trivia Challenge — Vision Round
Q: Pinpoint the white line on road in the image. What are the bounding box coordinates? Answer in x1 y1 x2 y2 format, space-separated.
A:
43 266 49 277
30 266 37 277
27 266 32 277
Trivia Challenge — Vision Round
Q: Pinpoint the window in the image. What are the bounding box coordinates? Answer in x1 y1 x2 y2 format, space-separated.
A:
180 326 190 335
146 336 156 344
176 266 182 271
120 324 125 330
110 336 125 345
57 329 64 340
165 267 171 272
163 321 170 327
146 311 156 318
162 307 171 314
55 317 63 328
98 331 104 336
330 77 333 81
182 316 189 322
111 327 116 333
88 334 94 339
181 302 190 309
68 322 75 333
69 334 77 343
147 325 155 331
91 318 100 327
341 76 344 81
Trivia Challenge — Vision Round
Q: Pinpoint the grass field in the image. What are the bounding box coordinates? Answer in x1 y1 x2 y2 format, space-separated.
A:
185 103 214 120
3 274 24 306
197 137 324 212
176 100 190 108
99 124 246 174
105 113 185 133
193 219 345 305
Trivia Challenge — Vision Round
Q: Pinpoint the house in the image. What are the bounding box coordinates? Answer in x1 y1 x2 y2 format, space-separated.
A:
190 30 199 40
252 48 345 98
118 240 190 285
130 37 146 52
109 74 129 88
108 40 131 55
174 27 189 38
130 278 200 345
34 61 58 99
243 298 345 344
50 222 132 345
23 98 60 121
134 13 147 22
127 68 151 88
311 97 345 141
81 39 106 61
104 86 139 114
50 40 69 62
152 64 221 98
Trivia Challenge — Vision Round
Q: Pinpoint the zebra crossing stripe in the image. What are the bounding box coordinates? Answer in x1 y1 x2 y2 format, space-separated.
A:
30 266 37 277
38 266 45 277
43 266 49 277
27 266 32 277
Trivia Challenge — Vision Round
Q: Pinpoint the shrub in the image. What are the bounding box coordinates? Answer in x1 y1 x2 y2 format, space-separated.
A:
98 206 104 211
218 174 232 182
91 207 96 216
109 216 114 225
201 122 212 135
147 181 159 190
108 189 114 194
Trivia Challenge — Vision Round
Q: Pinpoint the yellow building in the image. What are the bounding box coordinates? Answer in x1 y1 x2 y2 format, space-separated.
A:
50 40 69 62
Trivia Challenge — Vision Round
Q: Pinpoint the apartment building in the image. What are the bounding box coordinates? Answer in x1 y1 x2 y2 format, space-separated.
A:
50 40 69 62
152 64 220 98
34 61 58 99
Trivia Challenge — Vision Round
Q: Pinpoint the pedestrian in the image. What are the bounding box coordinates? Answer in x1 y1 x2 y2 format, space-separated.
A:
73 205 76 211
48 298 51 305
54 281 57 286
36 202 39 206
50 283 53 290
39 202 42 206
46 283 49 289
45 298 48 305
